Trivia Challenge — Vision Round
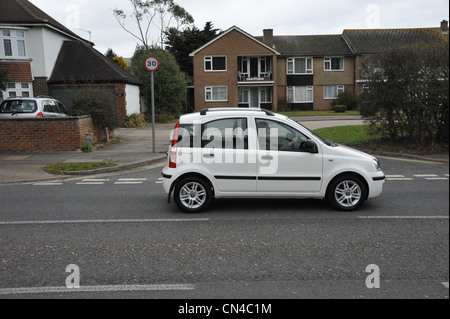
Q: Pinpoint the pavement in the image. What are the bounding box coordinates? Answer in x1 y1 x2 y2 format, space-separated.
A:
0 115 448 184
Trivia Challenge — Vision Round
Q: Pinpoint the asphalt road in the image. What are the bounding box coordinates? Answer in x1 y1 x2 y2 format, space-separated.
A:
0 157 448 302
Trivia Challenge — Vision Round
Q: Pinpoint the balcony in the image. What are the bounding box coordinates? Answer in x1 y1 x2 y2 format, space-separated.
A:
237 56 274 84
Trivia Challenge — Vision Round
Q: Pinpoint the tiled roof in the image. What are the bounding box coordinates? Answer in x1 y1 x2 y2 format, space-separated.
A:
255 34 354 57
0 0 89 43
48 41 142 86
343 28 447 54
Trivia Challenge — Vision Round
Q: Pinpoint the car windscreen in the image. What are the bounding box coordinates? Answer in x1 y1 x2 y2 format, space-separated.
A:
0 100 38 114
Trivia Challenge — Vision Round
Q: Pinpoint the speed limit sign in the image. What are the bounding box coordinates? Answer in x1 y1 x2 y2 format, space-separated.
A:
145 56 160 71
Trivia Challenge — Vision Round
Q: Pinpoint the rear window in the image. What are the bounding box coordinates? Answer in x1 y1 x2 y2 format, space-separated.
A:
0 100 38 114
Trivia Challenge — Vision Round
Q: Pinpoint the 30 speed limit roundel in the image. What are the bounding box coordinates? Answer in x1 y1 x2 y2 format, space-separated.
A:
145 56 160 71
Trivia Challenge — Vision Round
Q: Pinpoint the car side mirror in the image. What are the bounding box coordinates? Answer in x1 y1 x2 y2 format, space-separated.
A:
305 140 318 153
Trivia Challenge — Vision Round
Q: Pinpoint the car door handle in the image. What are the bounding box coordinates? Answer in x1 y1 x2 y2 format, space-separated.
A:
203 153 215 158
261 155 274 160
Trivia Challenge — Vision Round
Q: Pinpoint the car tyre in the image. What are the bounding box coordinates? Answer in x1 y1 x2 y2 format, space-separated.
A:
327 175 367 211
174 177 213 213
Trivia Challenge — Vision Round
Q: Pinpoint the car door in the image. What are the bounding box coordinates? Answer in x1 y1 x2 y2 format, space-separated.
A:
255 118 323 193
201 117 257 193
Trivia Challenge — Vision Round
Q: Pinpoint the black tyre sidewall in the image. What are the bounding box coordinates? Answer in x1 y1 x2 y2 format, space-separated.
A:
327 175 367 211
174 177 212 213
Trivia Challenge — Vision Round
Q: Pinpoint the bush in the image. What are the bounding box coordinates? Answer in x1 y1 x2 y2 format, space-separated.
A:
333 105 347 113
336 91 359 110
125 113 147 128
68 89 115 130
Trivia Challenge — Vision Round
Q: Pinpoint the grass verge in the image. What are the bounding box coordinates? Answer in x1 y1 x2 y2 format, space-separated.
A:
45 162 118 175
279 110 360 117
314 125 449 155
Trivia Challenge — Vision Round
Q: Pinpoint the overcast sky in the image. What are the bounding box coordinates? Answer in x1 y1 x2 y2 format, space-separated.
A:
29 0 449 57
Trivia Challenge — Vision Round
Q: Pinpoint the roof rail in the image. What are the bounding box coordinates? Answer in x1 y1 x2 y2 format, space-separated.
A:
200 107 275 116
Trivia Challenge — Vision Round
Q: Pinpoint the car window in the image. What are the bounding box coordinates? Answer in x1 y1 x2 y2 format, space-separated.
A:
44 100 60 113
202 118 248 150
0 100 37 114
56 102 66 114
255 118 309 152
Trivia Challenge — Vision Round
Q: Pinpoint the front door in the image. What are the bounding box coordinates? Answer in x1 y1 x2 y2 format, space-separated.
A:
255 118 323 193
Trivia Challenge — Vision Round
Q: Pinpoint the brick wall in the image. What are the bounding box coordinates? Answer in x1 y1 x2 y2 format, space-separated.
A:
0 116 97 152
0 61 32 82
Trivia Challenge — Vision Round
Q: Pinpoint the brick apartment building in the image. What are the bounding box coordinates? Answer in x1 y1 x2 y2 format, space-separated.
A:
190 22 448 112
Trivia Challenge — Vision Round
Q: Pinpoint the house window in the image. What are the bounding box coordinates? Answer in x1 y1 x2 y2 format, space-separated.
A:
287 58 313 74
324 85 345 99
205 86 227 102
287 86 313 103
324 57 344 71
1 29 27 58
204 56 227 72
260 87 272 103
3 82 33 98
238 87 249 103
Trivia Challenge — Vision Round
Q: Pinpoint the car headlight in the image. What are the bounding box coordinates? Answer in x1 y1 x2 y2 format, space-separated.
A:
373 158 381 171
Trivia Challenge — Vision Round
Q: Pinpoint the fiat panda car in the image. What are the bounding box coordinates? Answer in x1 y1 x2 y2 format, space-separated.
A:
161 108 385 213
0 97 67 119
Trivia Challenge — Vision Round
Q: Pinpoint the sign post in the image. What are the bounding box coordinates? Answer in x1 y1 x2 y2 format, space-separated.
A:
145 56 160 153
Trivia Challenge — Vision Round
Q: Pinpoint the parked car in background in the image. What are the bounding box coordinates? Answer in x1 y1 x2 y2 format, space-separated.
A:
0 96 67 119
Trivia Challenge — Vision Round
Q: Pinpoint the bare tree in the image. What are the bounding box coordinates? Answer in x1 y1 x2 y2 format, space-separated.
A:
113 0 193 50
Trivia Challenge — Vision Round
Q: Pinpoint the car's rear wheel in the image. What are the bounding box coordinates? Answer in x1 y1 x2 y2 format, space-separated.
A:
174 177 212 213
327 175 367 211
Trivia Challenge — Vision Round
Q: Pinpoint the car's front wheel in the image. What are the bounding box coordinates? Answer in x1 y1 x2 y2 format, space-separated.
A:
174 177 213 213
327 175 367 211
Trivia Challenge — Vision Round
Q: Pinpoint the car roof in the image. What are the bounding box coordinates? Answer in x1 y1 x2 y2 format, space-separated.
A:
180 108 286 123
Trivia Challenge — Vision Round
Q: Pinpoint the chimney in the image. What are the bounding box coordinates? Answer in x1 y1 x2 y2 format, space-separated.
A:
263 29 274 48
441 20 449 33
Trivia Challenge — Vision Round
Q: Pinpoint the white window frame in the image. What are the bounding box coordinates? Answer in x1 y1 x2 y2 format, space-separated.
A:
324 57 344 72
324 85 345 99
2 82 33 98
260 87 272 103
1 29 27 59
204 56 227 72
287 57 313 75
287 86 314 103
205 86 228 102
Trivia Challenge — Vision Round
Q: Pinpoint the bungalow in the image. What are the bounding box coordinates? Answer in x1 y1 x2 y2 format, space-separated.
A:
0 0 142 126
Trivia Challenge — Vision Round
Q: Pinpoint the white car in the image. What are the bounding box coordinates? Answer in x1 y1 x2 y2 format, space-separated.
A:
161 108 385 213
0 97 67 119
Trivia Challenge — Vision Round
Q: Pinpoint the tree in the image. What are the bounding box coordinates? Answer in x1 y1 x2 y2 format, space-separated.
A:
105 48 128 70
131 46 186 117
165 22 221 76
360 38 449 144
113 0 194 50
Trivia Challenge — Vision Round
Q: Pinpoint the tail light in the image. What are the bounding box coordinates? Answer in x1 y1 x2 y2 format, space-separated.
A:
169 121 180 168
36 112 43 118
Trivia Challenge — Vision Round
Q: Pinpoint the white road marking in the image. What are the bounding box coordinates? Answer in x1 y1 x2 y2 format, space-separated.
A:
0 218 210 226
442 282 449 288
114 182 144 185
32 183 63 186
414 174 438 177
77 182 105 185
118 178 147 181
0 284 195 295
359 216 449 219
